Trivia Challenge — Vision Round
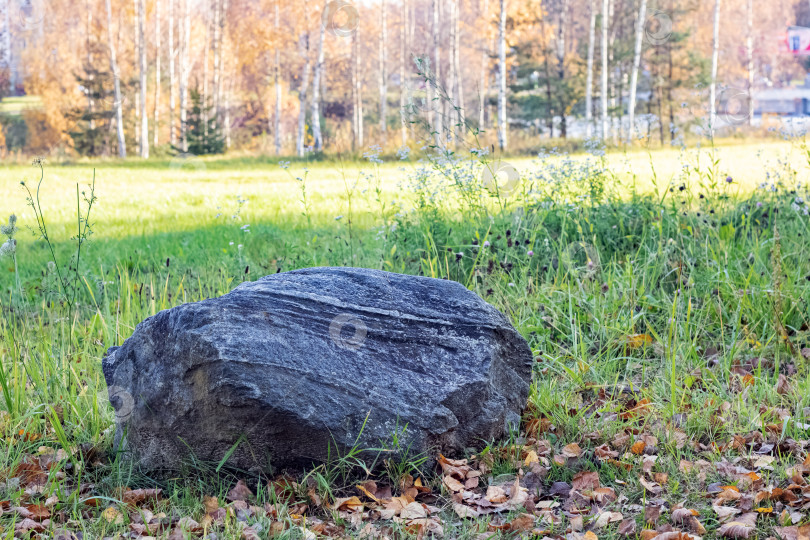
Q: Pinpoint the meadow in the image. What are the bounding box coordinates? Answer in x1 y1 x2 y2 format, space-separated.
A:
1 138 810 538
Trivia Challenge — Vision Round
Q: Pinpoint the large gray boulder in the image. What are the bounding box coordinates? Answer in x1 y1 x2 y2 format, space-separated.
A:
103 267 532 473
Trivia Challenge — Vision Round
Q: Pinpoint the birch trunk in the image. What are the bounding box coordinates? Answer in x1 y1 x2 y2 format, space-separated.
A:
311 0 326 151
431 0 442 147
585 0 595 138
453 0 464 137
709 0 720 134
497 0 507 150
399 0 408 145
134 0 141 152
296 13 312 157
139 0 148 157
154 0 161 146
203 8 211 142
274 0 281 154
169 0 176 145
352 28 364 149
479 0 490 130
105 0 127 157
556 0 568 138
600 0 609 140
0 0 10 76
212 0 221 128
179 0 190 152
746 0 754 126
627 0 647 142
378 0 387 146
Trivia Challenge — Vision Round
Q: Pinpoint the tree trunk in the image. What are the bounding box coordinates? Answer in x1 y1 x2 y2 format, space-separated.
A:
556 0 568 139
431 0 442 147
453 0 464 139
85 2 95 131
585 0 595 138
134 0 141 152
311 0 326 151
296 12 312 157
139 0 148 157
179 0 190 152
378 0 387 146
709 0 720 134
105 0 127 157
600 0 609 140
400 0 408 145
203 7 211 143
154 0 161 147
448 0 456 144
627 0 647 142
353 28 364 149
497 0 507 150
212 0 221 129
478 0 490 131
169 0 176 146
0 0 10 81
274 0 282 155
746 0 754 126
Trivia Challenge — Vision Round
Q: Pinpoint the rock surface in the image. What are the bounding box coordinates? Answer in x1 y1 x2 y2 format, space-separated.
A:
103 267 533 472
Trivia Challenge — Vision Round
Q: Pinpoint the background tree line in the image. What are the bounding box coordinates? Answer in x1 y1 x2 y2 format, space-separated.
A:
0 0 802 158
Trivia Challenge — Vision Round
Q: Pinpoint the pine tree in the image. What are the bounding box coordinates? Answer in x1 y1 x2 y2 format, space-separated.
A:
67 61 116 156
182 86 225 155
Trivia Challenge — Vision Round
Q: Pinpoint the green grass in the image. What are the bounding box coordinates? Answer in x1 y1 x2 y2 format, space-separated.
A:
1 139 810 538
0 96 43 116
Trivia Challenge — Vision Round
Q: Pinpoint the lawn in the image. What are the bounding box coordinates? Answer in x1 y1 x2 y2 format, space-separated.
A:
1 138 810 539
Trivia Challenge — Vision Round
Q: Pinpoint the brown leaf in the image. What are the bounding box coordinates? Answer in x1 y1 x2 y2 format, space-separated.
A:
631 441 646 455
563 442 583 458
443 475 465 493
203 495 219 514
776 374 793 395
572 471 600 491
485 485 509 504
718 512 758 539
227 480 254 502
639 476 663 495
626 334 654 349
332 496 364 513
241 525 261 540
505 513 535 532
618 518 637 536
122 488 163 506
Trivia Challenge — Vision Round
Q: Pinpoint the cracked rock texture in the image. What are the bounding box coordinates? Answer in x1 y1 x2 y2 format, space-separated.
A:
103 267 533 472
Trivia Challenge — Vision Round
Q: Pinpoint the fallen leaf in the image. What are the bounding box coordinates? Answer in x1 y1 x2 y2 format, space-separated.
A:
563 443 583 458
718 512 757 538
227 480 254 502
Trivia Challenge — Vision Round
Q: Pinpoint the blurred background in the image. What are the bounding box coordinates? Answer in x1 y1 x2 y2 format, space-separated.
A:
0 0 808 160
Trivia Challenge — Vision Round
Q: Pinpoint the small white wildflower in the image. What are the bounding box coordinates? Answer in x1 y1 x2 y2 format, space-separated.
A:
1 214 17 238
335 215 343 221
0 239 16 257
229 241 234 245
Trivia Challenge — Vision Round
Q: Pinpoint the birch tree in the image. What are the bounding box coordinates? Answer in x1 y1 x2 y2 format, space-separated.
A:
452 0 464 138
600 0 608 140
105 0 126 157
352 27 364 149
627 0 647 141
378 0 387 146
399 0 408 145
273 0 281 154
709 0 720 133
585 0 595 138
497 0 507 150
746 0 753 126
212 0 222 127
311 0 326 151
555 0 568 138
295 7 312 157
1 0 11 83
169 0 176 145
179 0 191 151
431 0 442 146
154 0 161 146
138 0 149 157
479 0 490 130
